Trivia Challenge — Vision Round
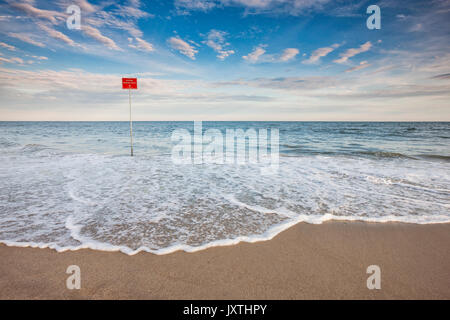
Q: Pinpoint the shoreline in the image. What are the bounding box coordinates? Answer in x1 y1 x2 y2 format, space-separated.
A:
1 220 449 299
2 216 450 256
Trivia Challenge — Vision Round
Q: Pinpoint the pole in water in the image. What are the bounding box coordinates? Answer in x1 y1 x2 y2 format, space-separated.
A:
122 77 137 156
129 88 133 156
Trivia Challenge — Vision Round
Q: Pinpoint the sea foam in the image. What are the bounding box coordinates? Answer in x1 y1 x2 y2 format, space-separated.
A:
1 151 449 255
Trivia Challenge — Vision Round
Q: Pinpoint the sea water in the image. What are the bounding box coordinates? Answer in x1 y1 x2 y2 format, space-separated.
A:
0 121 449 254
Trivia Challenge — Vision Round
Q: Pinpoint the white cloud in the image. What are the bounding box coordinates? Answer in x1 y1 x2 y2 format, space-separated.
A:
175 0 217 12
88 12 143 38
410 23 424 32
12 57 24 64
303 44 339 64
82 25 121 50
0 56 24 64
279 48 299 62
215 69 450 105
0 67 276 120
59 0 150 38
0 68 172 94
0 42 16 51
231 0 331 10
243 45 265 63
128 37 154 52
168 36 198 59
6 0 153 53
112 3 152 19
345 61 370 73
0 57 12 64
31 55 48 60
38 23 78 47
217 49 235 60
243 46 299 63
7 33 45 47
204 30 235 60
334 41 372 64
217 76 337 91
0 15 14 21
175 0 332 15
73 0 97 13
9 2 65 24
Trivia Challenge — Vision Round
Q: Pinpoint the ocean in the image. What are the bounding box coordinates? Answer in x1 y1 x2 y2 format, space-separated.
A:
0 121 449 254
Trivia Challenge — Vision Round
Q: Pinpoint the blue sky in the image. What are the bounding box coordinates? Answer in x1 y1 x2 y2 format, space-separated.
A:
0 0 449 120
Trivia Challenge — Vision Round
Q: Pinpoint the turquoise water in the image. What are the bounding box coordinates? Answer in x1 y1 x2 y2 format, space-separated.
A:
0 121 449 254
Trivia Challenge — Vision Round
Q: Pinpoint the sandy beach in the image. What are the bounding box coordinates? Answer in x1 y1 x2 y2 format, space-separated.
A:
0 221 449 300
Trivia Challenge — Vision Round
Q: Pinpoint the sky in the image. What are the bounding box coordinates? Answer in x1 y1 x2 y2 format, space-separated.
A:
0 0 449 121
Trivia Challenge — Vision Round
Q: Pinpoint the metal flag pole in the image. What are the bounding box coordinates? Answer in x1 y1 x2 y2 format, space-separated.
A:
129 87 133 156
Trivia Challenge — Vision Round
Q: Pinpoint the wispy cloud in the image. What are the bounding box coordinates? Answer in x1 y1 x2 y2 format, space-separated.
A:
0 41 16 51
216 76 337 91
9 1 65 24
112 5 151 20
243 46 300 63
7 33 45 47
175 0 217 13
7 0 151 51
72 0 97 13
204 30 234 60
30 55 48 60
175 0 332 15
0 67 275 120
334 41 372 64
243 45 265 63
431 73 450 80
279 48 299 62
303 44 339 64
168 36 198 59
128 37 154 52
345 61 370 72
38 23 78 47
82 25 121 50
0 15 14 21
0 56 24 65
87 11 145 38
214 71 450 103
410 23 424 32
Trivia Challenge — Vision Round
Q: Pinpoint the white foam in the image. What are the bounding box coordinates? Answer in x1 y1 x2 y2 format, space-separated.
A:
2 211 450 256
1 151 449 255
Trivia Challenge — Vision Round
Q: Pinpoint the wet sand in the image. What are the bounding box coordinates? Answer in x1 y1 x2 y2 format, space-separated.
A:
0 221 449 299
